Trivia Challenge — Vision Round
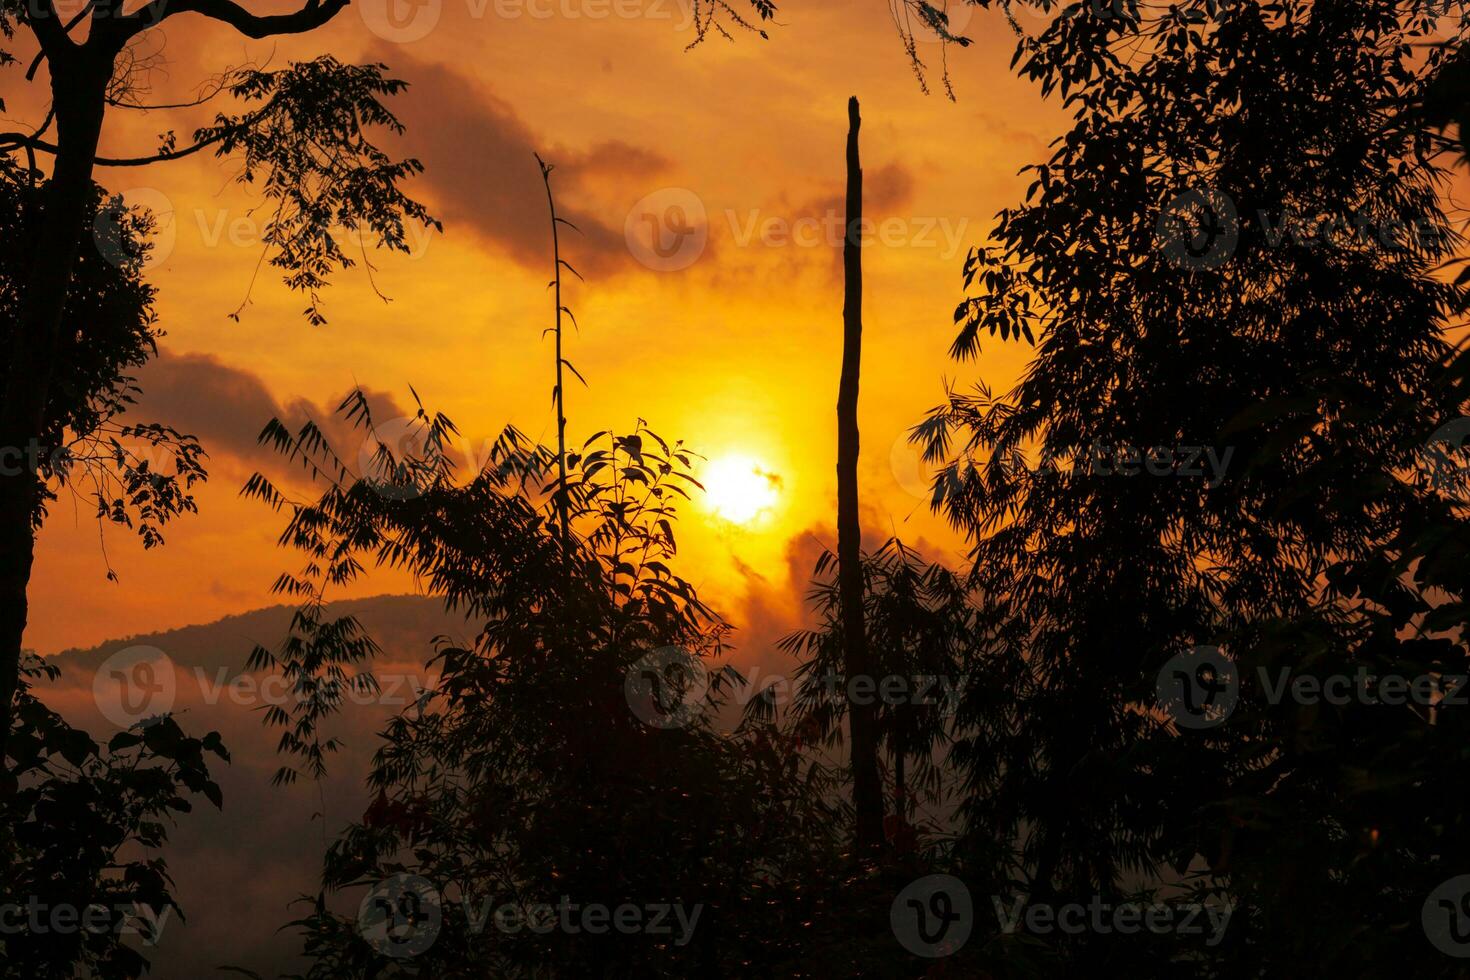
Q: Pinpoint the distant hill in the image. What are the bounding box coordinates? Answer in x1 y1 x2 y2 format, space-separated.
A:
34 593 477 980
46 592 475 674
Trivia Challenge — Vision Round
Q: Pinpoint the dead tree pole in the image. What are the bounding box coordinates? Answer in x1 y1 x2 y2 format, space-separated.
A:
837 96 885 855
536 154 572 549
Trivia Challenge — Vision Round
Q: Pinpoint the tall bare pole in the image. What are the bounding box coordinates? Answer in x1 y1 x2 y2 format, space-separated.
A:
837 97 885 855
536 154 571 548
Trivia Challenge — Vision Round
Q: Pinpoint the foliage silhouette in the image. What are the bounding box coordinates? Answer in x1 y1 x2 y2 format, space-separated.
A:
235 394 875 976
2 656 227 980
915 0 1470 972
0 0 439 765
0 156 204 561
0 153 222 980
746 538 977 850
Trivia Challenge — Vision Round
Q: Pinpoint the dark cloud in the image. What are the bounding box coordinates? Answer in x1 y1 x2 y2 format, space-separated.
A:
382 54 671 276
127 350 278 462
725 517 955 672
722 527 830 677
797 162 918 223
799 162 920 279
130 350 409 479
564 139 670 182
701 162 922 289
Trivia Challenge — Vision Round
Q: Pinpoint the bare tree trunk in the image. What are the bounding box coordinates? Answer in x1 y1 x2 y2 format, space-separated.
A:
837 96 884 855
894 748 906 822
0 51 110 764
536 155 571 549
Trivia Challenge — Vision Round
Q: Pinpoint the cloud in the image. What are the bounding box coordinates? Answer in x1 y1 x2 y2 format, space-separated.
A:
714 521 959 731
366 53 926 287
796 161 918 222
724 517 956 672
127 350 279 462
129 350 409 479
701 161 922 288
382 53 672 276
721 527 830 676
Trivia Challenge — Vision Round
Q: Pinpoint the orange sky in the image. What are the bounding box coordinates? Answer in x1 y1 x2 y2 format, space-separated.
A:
16 0 1066 654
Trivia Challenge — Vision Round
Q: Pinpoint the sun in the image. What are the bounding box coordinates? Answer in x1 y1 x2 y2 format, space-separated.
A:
701 455 782 526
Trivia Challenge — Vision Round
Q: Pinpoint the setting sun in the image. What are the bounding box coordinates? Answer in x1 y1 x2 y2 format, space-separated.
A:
701 455 783 526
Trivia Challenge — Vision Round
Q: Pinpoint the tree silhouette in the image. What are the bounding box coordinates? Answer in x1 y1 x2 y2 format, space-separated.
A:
237 395 856 976
836 96 886 857
748 538 976 850
536 154 584 550
0 2 440 760
0 154 205 562
915 1 1470 970
0 151 227 980
3 656 227 980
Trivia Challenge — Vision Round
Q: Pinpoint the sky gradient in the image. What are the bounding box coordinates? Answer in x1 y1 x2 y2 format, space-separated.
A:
21 0 1066 657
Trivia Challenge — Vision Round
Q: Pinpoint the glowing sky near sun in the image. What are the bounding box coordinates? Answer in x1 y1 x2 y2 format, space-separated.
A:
702 454 782 526
15 0 1068 656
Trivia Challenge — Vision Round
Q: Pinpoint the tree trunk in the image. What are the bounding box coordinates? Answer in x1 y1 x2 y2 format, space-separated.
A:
0 52 110 764
837 96 884 855
894 748 906 821
535 155 571 550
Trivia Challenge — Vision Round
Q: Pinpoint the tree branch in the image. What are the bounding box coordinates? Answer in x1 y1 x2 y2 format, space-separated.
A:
25 0 94 80
23 0 77 62
120 0 351 41
1 91 274 164
0 129 226 166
